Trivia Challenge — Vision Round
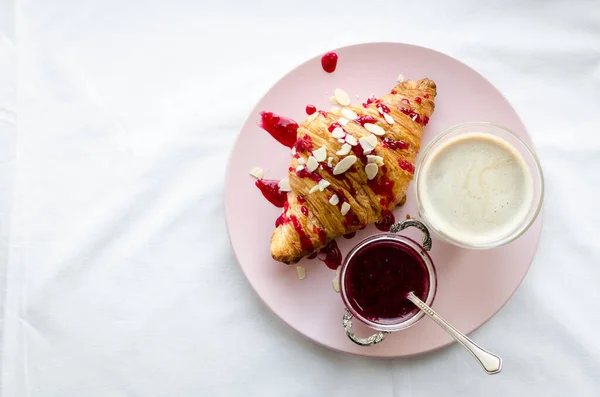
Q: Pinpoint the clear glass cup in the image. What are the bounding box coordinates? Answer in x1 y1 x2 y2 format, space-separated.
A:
414 122 544 250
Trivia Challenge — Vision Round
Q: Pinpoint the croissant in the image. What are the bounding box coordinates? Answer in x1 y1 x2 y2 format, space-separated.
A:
271 78 437 264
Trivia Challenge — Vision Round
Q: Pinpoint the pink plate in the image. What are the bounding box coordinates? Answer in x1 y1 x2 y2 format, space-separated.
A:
225 43 542 357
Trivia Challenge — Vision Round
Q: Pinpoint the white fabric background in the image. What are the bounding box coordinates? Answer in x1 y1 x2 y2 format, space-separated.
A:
2 0 600 396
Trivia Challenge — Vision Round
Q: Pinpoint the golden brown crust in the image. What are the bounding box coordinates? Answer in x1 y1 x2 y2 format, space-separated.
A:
271 78 437 264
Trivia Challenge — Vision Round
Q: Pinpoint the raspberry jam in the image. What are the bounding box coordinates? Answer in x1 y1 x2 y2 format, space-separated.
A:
293 135 313 152
259 112 298 148
398 159 415 174
375 210 396 231
355 115 377 126
290 215 313 252
382 137 410 150
321 52 338 73
343 238 430 322
305 105 317 115
255 179 287 207
318 240 342 269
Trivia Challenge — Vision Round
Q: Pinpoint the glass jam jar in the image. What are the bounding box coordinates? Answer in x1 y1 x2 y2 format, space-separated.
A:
340 220 437 346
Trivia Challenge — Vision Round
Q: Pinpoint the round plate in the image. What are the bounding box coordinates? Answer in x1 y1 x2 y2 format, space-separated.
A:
225 43 542 357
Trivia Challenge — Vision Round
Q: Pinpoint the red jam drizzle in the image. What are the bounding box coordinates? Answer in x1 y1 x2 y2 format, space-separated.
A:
318 110 328 117
390 89 397 95
275 201 290 226
400 98 410 105
414 97 422 104
343 232 357 239
355 115 377 126
305 105 316 115
255 179 287 207
315 226 327 245
368 169 395 207
398 107 429 125
424 94 430 99
382 137 410 150
398 159 415 174
345 211 363 229
259 112 298 148
307 251 318 259
351 142 369 164
328 123 341 132
318 240 342 269
290 215 313 252
296 167 322 182
376 103 390 114
344 239 430 321
293 135 313 152
375 210 395 231
321 52 338 73
297 195 306 204
301 206 309 216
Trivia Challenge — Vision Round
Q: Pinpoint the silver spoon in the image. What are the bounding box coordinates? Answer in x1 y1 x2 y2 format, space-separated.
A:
407 292 503 375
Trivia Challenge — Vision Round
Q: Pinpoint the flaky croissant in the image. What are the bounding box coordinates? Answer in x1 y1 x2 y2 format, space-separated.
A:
271 78 437 264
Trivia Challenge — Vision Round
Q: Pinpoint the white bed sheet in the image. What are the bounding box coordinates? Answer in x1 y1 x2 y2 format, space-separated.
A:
2 1 600 396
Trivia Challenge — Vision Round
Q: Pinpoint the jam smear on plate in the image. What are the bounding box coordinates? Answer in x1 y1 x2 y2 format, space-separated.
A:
260 112 299 148
321 52 338 73
318 240 342 269
255 179 287 208
344 239 429 321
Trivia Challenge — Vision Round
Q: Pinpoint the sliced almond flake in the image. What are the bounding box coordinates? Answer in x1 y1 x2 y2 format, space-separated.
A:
367 155 384 166
306 112 319 123
332 276 340 292
330 106 341 115
338 117 349 126
364 123 386 136
249 167 264 179
366 134 378 147
318 179 331 191
359 136 375 152
396 73 404 83
309 184 320 194
332 127 346 139
313 147 327 162
341 108 358 120
384 113 395 125
336 143 352 156
337 138 345 143
327 157 334 167
332 265 341 292
340 202 351 216
278 177 291 192
376 106 386 116
345 134 358 146
298 157 306 165
333 155 357 175
333 88 351 106
365 163 379 180
412 114 418 121
296 266 306 280
329 194 340 206
364 149 373 155
291 147 297 156
307 156 319 172
296 165 305 172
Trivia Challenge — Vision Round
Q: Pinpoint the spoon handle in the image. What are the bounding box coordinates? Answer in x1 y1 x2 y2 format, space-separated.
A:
407 292 502 375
